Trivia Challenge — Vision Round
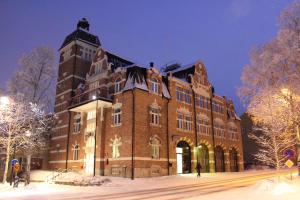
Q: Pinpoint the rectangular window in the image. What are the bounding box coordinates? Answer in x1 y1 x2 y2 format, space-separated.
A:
73 146 79 160
74 118 81 133
150 107 160 125
185 115 192 131
177 113 184 129
87 111 96 120
113 108 121 126
185 92 191 104
197 118 210 135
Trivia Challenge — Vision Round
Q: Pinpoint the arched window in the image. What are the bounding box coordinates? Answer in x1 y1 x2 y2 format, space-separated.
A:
115 78 122 94
150 78 159 93
73 144 79 160
150 137 160 159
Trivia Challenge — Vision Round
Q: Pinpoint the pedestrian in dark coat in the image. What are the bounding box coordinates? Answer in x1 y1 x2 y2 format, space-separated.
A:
196 163 202 177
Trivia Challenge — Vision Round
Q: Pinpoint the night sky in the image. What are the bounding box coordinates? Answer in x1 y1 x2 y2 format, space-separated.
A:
0 0 294 114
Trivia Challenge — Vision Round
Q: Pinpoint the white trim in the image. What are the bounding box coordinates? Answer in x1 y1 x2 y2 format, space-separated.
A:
108 157 171 161
51 135 68 141
57 75 85 84
50 149 66 154
55 110 68 115
53 124 68 130
54 101 68 108
56 89 73 97
49 160 66 164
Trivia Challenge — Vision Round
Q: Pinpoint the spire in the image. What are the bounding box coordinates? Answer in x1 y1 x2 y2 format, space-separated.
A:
77 18 90 31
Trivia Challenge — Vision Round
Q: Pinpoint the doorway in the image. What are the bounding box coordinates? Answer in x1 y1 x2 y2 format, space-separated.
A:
198 144 210 173
85 136 95 174
176 141 191 174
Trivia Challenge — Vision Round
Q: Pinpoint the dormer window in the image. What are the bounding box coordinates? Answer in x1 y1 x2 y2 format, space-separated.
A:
150 78 159 93
115 78 122 94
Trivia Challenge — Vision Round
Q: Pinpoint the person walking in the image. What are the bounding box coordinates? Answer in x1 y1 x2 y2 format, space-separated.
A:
196 163 202 177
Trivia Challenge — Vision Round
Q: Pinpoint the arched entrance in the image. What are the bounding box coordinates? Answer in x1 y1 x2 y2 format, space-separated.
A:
176 141 191 174
198 144 210 173
215 146 225 172
85 136 95 174
229 148 238 172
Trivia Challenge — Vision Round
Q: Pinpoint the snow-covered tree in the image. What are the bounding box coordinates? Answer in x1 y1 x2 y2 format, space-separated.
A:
247 88 295 169
0 96 55 183
238 1 300 170
7 46 57 111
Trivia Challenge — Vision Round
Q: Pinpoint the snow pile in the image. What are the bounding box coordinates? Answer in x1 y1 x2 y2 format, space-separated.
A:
251 178 295 195
55 172 111 186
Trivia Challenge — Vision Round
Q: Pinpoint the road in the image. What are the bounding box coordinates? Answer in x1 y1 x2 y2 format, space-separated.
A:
1 169 297 200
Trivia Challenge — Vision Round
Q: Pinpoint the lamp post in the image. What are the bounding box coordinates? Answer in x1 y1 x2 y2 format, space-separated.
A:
281 88 300 176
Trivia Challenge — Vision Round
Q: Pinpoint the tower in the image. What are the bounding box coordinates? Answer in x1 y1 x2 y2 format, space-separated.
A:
49 18 100 169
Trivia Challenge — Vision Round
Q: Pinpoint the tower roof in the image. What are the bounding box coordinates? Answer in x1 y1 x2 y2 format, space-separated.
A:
60 18 101 50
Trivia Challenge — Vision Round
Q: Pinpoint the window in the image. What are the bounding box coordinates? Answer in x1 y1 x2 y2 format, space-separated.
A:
73 144 79 160
111 136 122 158
196 95 210 109
150 137 160 159
177 113 184 129
74 116 81 133
229 126 238 140
176 87 191 104
87 111 96 120
185 115 192 131
214 121 225 138
197 117 210 136
113 108 121 126
150 78 159 93
150 107 160 125
185 91 191 104
115 78 122 94
212 101 224 114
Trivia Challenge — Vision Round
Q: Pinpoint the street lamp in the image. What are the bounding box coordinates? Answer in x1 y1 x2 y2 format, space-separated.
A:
281 88 300 176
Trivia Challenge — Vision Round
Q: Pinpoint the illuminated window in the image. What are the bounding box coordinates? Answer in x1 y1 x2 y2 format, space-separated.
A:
87 111 96 120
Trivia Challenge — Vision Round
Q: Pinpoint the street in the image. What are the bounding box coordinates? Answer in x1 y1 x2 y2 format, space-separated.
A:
0 169 298 200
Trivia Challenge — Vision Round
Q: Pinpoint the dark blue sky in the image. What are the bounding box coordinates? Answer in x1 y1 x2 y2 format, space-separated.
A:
0 0 294 114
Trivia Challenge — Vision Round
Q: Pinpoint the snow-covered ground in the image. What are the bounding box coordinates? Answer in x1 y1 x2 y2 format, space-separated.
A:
0 169 299 200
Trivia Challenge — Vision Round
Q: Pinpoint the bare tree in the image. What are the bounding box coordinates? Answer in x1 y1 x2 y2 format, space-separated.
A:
7 46 57 111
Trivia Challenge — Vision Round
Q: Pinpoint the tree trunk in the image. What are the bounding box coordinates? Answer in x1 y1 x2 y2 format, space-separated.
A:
2 139 11 184
26 154 32 173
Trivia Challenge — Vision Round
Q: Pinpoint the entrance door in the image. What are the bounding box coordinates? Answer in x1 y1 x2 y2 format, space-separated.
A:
230 148 238 172
215 146 225 172
85 136 95 174
176 141 191 174
198 144 210 173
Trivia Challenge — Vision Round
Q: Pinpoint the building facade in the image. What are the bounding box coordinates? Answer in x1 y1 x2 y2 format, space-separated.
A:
49 18 244 178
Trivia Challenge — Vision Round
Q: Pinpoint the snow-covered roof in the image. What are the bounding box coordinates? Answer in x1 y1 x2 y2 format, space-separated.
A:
123 70 149 92
162 82 171 99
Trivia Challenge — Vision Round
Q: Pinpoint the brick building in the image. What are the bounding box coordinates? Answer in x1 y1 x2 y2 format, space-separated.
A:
49 18 244 178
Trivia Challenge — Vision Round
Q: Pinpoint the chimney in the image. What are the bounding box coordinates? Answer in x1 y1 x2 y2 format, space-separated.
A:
150 62 154 68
